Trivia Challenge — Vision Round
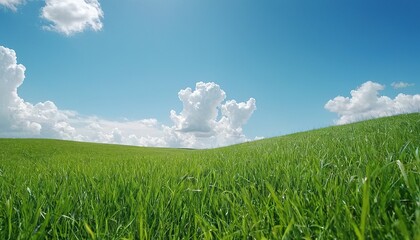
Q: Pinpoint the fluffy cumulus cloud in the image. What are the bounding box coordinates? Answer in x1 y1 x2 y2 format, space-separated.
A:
1 0 104 35
0 46 257 148
171 82 226 133
325 81 420 125
41 0 104 35
391 81 415 89
0 0 24 11
0 46 74 138
170 82 256 148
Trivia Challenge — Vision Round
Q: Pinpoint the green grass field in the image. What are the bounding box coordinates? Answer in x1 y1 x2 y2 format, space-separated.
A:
1 113 419 239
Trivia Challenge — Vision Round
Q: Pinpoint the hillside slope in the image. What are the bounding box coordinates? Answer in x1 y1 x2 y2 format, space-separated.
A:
0 113 419 239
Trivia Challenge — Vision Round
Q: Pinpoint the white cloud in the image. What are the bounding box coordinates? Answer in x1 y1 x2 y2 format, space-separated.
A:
170 82 226 133
0 46 257 148
0 46 75 138
41 0 104 35
169 82 257 148
325 81 420 124
391 81 415 89
0 0 24 11
221 98 256 130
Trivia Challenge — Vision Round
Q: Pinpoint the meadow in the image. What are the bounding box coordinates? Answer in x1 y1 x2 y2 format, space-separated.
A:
0 113 419 239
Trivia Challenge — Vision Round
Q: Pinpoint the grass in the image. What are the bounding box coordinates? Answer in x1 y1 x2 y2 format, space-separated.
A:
0 113 419 239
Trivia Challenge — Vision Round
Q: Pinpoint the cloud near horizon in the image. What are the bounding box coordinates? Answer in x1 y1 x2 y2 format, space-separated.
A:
170 82 256 148
325 81 420 124
0 46 257 148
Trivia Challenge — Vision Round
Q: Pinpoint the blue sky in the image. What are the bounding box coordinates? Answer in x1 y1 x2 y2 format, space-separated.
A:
1 0 419 148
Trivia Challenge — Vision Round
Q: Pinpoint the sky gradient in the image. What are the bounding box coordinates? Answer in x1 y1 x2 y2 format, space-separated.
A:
1 0 419 148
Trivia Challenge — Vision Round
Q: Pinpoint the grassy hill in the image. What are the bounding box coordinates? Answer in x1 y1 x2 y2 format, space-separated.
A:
0 113 419 239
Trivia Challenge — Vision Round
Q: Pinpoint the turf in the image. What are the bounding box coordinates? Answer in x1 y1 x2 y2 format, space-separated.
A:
0 113 419 239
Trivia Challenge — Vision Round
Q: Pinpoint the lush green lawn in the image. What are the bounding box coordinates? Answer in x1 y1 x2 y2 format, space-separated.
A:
1 113 419 239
